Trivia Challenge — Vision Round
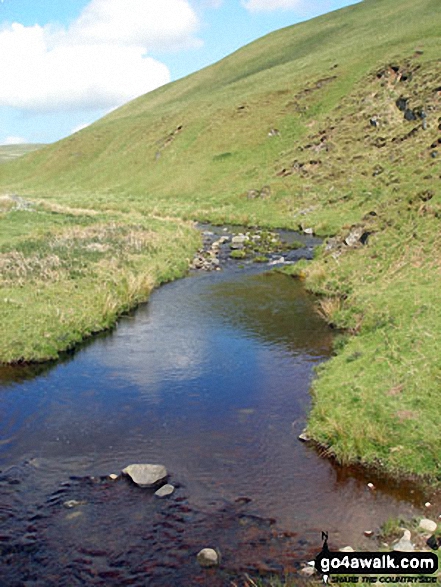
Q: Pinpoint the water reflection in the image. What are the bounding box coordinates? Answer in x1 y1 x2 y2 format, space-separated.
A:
200 271 333 357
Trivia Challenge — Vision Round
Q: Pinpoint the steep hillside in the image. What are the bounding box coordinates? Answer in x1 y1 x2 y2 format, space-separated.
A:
1 0 440 224
1 0 441 482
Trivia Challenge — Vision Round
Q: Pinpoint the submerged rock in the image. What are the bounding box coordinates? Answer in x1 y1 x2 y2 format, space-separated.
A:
154 484 175 498
63 500 86 509
122 464 168 488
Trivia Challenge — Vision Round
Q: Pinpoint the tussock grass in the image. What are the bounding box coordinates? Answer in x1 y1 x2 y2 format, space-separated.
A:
0 205 199 363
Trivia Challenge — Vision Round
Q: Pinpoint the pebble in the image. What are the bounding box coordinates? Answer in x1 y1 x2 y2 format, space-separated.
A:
109 474 119 481
63 500 85 509
301 566 316 576
419 519 437 533
154 484 175 498
367 482 375 490
364 530 374 537
298 431 310 442
339 546 354 552
425 502 432 508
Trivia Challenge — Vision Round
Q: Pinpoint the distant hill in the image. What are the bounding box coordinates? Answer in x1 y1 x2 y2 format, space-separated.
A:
0 144 45 163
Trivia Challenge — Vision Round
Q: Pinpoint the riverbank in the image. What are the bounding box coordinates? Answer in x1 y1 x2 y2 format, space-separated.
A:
0 199 200 363
278 202 441 485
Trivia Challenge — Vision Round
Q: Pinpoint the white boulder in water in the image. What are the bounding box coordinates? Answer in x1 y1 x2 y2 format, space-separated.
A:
122 464 168 488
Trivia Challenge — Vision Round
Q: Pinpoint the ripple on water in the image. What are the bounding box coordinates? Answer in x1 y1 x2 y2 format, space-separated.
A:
0 464 318 586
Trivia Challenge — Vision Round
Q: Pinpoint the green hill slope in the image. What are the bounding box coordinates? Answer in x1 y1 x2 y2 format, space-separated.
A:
1 0 440 223
1 0 441 482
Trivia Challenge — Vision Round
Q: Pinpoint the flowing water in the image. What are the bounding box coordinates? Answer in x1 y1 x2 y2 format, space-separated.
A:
0 229 432 585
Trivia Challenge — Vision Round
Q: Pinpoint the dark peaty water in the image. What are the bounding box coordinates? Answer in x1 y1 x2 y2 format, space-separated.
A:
0 262 428 585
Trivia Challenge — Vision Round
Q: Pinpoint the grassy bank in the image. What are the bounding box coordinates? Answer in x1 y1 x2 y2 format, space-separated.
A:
0 199 199 363
0 0 440 481
280 199 441 480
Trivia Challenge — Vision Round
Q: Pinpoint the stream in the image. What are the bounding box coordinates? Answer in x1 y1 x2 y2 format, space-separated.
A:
0 227 429 586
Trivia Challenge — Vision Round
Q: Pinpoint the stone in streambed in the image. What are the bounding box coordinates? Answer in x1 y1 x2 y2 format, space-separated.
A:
393 529 414 552
122 464 168 488
230 235 247 249
197 548 220 568
298 430 311 442
63 500 86 509
419 519 437 533
155 484 175 498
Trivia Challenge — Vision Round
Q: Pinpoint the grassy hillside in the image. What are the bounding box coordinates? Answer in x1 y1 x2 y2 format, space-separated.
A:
0 0 441 482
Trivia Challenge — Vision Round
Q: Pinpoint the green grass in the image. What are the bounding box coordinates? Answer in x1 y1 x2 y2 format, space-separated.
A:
0 144 44 163
0 203 199 362
0 0 440 482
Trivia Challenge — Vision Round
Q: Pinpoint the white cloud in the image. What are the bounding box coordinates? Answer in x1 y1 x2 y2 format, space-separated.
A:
242 0 302 12
1 135 28 145
198 0 223 7
70 0 200 51
0 0 201 113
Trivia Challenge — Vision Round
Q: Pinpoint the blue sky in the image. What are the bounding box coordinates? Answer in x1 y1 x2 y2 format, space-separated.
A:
0 0 360 145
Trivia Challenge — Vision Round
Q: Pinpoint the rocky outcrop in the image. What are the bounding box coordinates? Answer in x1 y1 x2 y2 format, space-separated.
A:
246 185 271 200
